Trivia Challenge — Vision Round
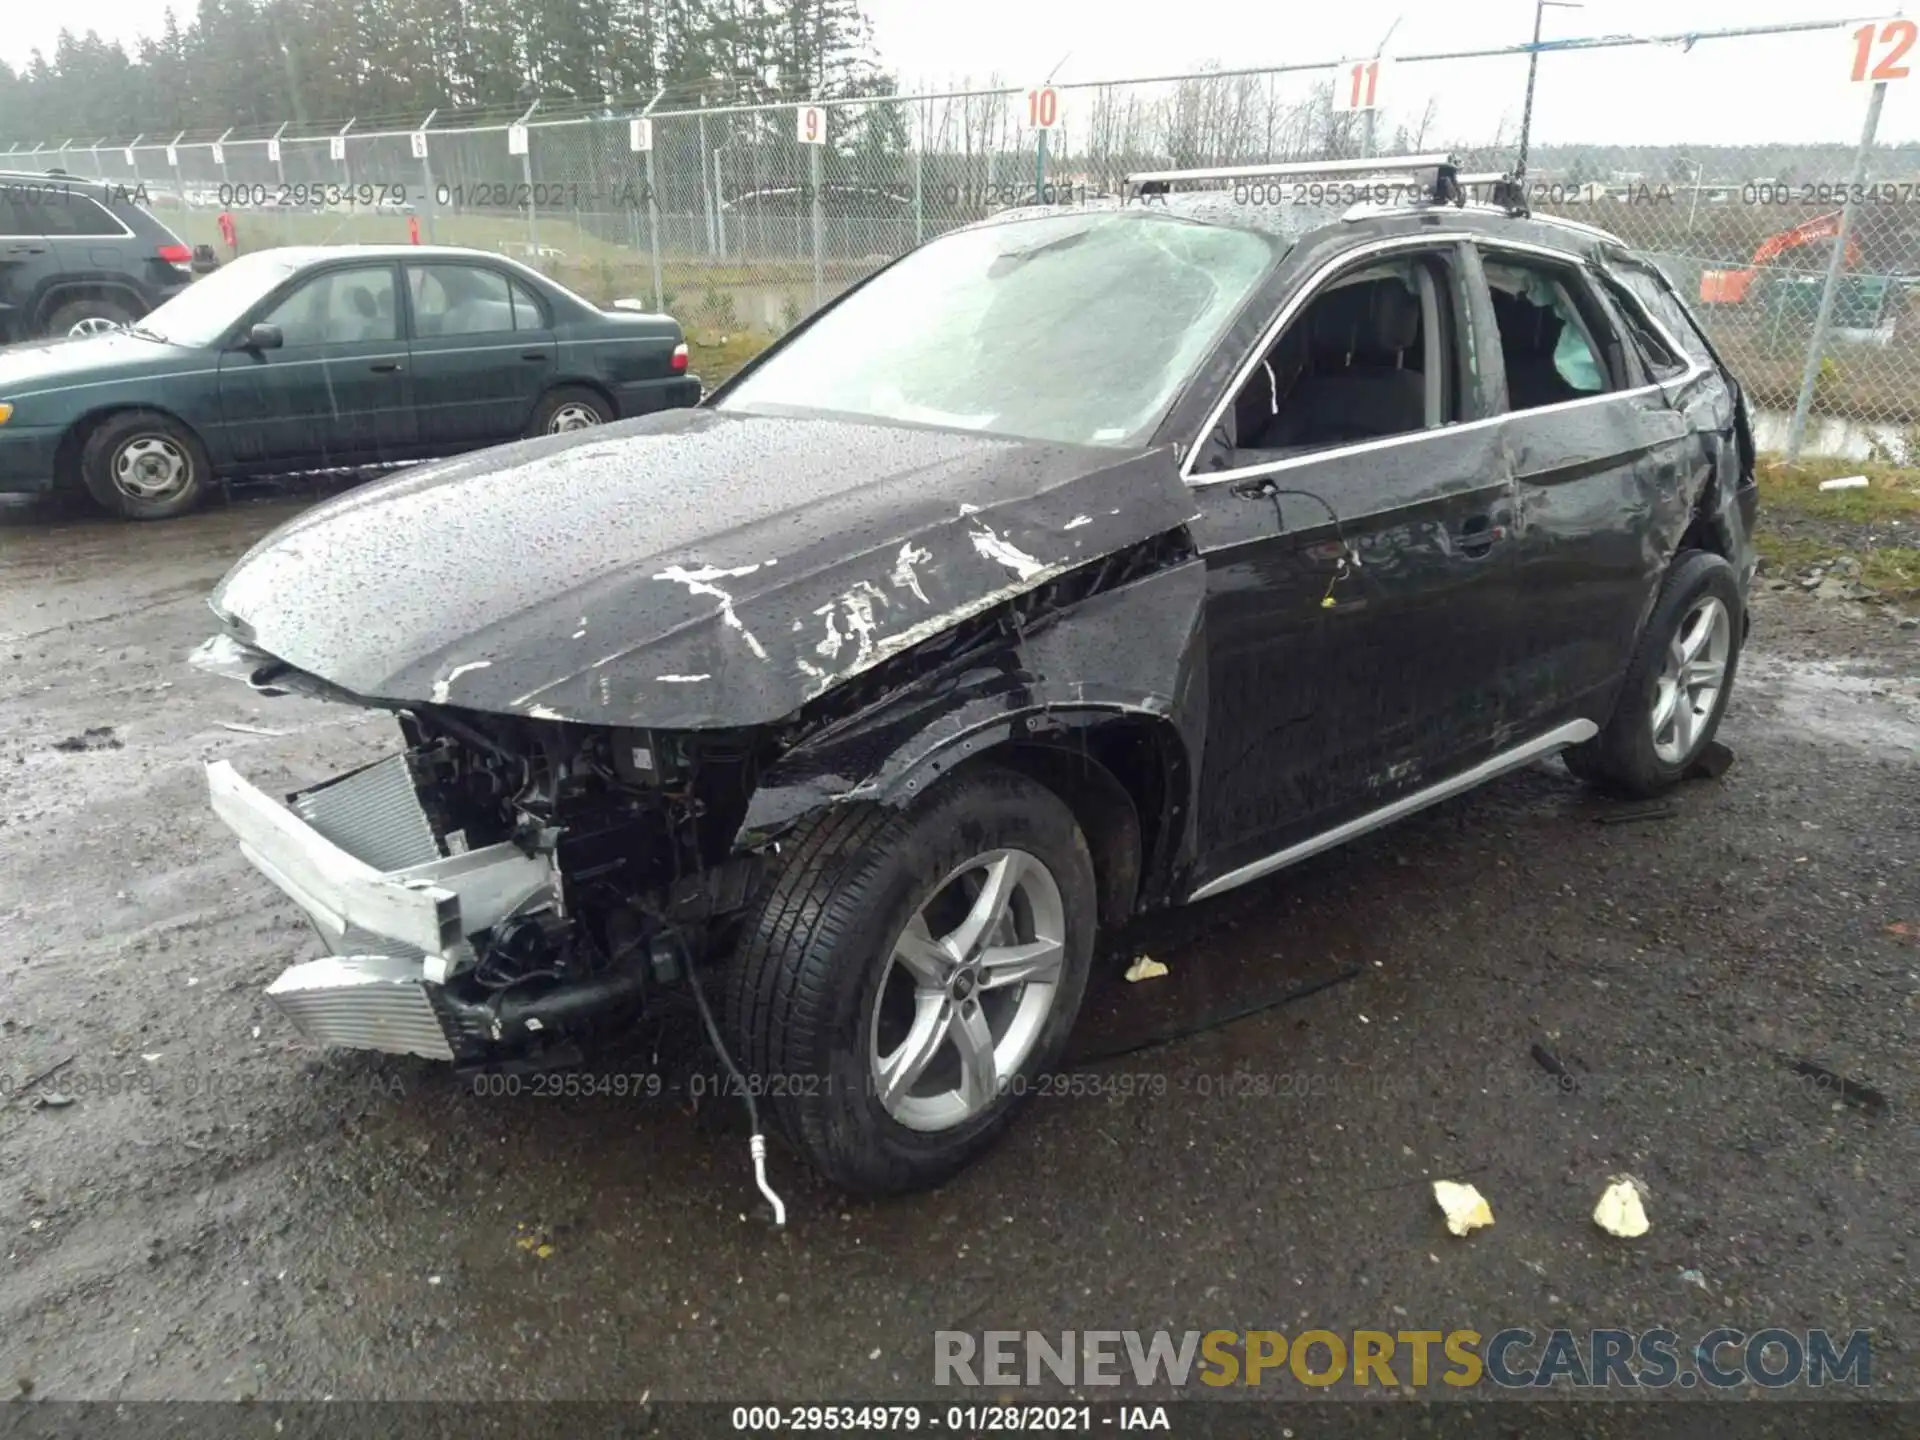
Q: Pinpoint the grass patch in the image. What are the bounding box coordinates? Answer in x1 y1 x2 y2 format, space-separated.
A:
1755 455 1920 523
687 329 773 390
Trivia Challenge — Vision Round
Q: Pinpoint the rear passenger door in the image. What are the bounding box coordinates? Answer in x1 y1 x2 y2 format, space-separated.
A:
1472 242 1695 726
0 195 55 342
404 262 555 450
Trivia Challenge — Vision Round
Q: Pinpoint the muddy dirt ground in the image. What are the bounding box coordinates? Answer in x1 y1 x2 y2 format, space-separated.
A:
1 487 1917 1406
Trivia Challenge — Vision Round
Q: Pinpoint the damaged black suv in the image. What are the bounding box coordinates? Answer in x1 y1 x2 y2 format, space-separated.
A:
196 156 1757 1200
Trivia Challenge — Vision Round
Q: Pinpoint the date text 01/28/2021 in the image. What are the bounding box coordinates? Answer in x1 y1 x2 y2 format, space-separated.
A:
730 1406 1168 1432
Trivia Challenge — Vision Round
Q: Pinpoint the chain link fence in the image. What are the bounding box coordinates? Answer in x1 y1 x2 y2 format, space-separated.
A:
8 16 1920 457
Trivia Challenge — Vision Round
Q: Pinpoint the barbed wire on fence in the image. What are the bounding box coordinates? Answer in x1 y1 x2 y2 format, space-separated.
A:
5 13 1920 454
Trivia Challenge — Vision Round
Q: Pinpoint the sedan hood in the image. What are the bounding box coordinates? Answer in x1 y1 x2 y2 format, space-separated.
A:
209 408 1198 729
0 331 186 394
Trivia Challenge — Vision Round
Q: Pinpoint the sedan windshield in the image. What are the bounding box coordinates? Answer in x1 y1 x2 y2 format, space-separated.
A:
718 210 1281 447
134 252 308 347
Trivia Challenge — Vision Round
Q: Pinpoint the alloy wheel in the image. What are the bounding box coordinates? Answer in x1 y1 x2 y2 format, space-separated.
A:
68 316 123 336
1650 594 1731 765
868 848 1067 1133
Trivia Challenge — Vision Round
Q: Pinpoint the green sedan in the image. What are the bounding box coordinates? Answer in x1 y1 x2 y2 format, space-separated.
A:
0 244 699 519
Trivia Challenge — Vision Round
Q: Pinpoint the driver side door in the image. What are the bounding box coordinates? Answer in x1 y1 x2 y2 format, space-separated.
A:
217 262 416 471
1181 238 1530 898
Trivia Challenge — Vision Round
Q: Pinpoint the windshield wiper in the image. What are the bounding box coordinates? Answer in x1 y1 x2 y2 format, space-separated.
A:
125 325 168 342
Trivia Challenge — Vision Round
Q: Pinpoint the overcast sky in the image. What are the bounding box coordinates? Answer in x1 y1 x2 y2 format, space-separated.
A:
4 0 1916 147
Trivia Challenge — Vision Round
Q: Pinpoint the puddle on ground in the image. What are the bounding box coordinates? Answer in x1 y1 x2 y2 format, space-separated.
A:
1736 651 1920 754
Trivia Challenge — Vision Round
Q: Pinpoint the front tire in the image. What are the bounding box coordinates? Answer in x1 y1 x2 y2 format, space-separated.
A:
1564 550 1743 797
724 765 1097 1196
78 410 211 520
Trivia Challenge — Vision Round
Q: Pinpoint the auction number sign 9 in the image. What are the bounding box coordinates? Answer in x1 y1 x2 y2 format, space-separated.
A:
1850 17 1917 82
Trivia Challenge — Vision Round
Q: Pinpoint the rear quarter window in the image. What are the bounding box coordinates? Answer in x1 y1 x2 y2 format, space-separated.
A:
1609 257 1715 369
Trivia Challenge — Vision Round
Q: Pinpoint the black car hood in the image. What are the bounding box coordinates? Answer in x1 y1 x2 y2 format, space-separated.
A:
210 408 1199 729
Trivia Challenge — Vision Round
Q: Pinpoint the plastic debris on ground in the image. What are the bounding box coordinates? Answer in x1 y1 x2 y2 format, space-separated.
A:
1818 476 1869 491
1432 1180 1494 1236
1594 1175 1651 1237
1124 955 1169 983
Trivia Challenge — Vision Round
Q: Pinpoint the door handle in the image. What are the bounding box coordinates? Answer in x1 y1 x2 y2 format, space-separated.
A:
1452 514 1505 559
520 351 550 363
369 360 404 373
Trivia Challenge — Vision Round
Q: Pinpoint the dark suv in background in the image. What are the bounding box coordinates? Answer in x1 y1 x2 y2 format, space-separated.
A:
0 172 200 341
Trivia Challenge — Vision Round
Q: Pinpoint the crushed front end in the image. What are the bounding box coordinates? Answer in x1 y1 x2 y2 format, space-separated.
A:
206 678 767 1071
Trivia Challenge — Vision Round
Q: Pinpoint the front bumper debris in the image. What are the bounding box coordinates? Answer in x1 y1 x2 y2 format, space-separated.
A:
206 755 554 1058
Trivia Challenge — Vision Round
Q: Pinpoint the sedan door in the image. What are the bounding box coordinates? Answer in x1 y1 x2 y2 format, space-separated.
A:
1181 240 1530 897
1472 244 1696 727
217 262 415 471
403 262 555 449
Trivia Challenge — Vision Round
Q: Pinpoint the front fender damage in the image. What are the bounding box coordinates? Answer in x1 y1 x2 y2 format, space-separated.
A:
735 549 1210 907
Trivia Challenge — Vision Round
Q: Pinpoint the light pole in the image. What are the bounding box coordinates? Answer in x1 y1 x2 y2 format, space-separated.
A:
1515 0 1582 182
1362 15 1403 159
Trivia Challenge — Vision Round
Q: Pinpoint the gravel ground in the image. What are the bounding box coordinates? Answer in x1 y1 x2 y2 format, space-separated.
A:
1 488 1917 1407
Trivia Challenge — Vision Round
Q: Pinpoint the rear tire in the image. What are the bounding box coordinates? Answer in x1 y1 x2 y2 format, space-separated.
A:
1564 549 1742 798
527 386 612 436
724 765 1097 1196
78 410 211 521
46 296 140 338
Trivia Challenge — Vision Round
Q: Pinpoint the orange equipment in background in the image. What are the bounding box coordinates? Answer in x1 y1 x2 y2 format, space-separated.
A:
1700 211 1863 304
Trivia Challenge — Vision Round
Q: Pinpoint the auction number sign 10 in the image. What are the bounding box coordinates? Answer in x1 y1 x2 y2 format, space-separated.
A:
1851 17 1916 82
1026 85 1062 130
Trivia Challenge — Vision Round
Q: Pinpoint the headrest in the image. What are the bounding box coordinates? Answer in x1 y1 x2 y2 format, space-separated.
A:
1311 280 1418 356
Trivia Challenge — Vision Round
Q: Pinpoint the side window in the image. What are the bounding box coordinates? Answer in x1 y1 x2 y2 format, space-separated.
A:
1480 254 1616 411
407 264 516 337
1210 253 1460 464
25 191 124 237
1597 275 1687 380
261 266 398 346
509 278 547 331
1609 257 1715 369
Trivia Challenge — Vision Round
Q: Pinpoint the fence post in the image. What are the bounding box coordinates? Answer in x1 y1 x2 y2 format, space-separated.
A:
515 101 541 259
1785 79 1886 460
126 135 143 193
417 109 439 244
913 98 924 245
168 130 185 203
646 142 663 311
697 110 715 255
337 119 356 197
810 140 823 310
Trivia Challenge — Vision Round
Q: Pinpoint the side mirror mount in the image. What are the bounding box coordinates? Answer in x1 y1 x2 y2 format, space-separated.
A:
239 322 282 352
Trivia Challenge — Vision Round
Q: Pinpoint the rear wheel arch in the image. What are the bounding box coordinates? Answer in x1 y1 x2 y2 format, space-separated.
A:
535 379 618 426
35 281 148 334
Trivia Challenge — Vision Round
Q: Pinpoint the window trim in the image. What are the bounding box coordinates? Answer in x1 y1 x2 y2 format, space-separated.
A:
1183 232 1711 489
1597 267 1694 380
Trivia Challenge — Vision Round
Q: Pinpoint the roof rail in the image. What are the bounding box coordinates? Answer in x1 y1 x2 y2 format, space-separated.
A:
1125 153 1465 203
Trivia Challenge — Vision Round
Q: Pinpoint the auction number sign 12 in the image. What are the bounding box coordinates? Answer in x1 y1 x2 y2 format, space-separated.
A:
1850 17 1917 82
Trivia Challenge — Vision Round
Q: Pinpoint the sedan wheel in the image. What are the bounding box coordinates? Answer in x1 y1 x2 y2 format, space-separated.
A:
69 315 124 337
546 402 603 433
1650 595 1732 765
112 434 194 502
870 848 1067 1132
